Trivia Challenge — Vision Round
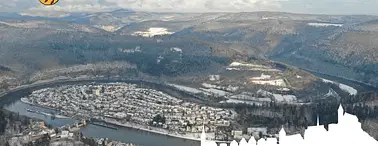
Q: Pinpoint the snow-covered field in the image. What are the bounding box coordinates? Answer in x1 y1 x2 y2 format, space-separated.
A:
202 83 217 88
322 79 358 95
168 84 203 94
200 88 230 97
227 94 271 102
250 79 287 87
250 73 271 80
227 62 281 72
230 62 266 68
170 47 182 52
132 27 173 37
226 67 281 72
169 83 238 98
307 23 343 27
209 75 220 81
220 99 263 106
202 83 239 92
257 89 297 102
272 94 296 102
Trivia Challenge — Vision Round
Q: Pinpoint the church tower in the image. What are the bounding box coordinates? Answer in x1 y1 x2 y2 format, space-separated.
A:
279 125 286 144
201 125 207 146
338 104 344 124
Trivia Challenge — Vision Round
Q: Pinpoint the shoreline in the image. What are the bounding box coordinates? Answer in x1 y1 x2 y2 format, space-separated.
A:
19 98 219 142
20 98 70 119
95 118 230 143
0 78 222 142
301 68 378 90
103 119 203 142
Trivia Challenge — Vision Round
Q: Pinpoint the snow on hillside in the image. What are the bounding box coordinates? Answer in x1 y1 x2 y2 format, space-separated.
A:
200 88 230 97
220 99 263 106
227 62 281 72
226 67 281 72
272 94 296 102
307 23 343 27
250 79 287 87
168 84 202 94
227 93 271 102
132 27 173 37
257 89 297 102
209 75 220 81
339 84 358 96
202 83 239 92
170 47 182 52
322 79 357 95
229 62 270 68
250 73 271 80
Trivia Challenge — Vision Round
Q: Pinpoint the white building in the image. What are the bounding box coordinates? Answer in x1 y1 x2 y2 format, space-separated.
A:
201 104 378 146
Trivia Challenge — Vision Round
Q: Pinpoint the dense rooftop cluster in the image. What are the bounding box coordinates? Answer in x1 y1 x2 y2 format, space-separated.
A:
24 83 234 133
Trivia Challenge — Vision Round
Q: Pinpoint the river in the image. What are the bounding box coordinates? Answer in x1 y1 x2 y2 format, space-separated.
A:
0 75 376 146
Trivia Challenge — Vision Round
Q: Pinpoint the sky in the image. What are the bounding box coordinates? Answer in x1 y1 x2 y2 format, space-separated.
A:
0 0 378 15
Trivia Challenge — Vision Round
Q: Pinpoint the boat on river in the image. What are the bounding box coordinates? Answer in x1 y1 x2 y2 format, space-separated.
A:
25 108 68 119
26 108 36 113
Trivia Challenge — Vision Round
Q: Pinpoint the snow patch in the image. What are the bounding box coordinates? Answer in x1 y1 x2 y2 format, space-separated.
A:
322 79 357 95
257 89 297 102
307 23 343 27
227 62 280 72
250 73 271 80
201 83 239 92
209 75 220 81
250 79 287 87
132 27 173 37
339 84 358 96
229 62 266 68
118 46 141 53
220 99 263 106
170 47 182 52
228 93 271 102
272 94 297 102
168 84 202 94
202 83 217 88
200 88 230 97
226 68 280 72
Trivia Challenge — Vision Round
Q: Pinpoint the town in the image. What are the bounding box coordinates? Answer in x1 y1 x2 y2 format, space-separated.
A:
5 115 138 146
22 83 235 140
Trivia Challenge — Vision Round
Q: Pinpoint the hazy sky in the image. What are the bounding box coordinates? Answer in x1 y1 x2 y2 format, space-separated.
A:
1 0 377 15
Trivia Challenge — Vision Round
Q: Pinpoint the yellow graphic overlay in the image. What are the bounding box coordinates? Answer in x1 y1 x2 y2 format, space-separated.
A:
39 0 59 5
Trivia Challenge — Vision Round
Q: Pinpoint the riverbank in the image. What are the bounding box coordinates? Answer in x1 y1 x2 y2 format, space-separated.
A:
102 118 230 143
20 98 215 142
20 98 70 119
301 68 378 90
102 118 204 142
20 98 217 142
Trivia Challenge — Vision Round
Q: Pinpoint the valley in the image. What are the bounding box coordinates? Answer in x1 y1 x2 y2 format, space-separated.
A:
0 9 378 145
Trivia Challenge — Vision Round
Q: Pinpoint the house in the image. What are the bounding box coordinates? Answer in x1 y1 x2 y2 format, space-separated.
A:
247 127 267 135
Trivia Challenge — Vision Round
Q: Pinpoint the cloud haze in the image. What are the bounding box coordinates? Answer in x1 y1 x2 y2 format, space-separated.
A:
0 0 377 15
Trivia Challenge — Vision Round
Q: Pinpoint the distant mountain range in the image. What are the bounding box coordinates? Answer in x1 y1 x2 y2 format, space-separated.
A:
0 10 377 88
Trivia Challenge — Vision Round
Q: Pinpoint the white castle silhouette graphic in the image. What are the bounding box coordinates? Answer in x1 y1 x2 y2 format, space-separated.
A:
200 104 378 146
